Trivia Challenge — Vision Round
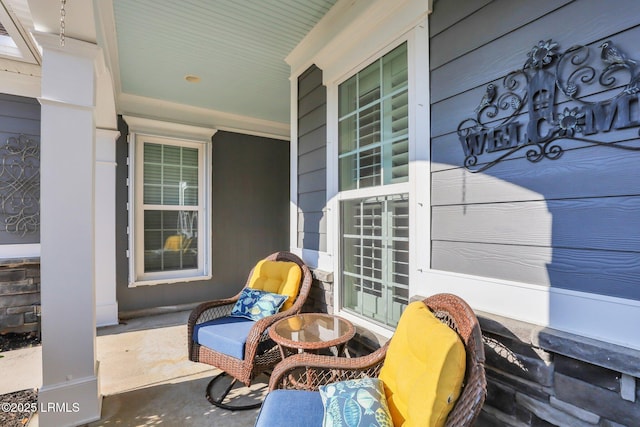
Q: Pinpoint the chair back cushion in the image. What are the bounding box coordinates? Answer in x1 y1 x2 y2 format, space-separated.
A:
378 301 466 427
248 260 302 311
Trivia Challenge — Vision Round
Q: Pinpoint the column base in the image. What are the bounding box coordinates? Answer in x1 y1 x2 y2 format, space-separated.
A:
38 362 101 427
96 302 119 327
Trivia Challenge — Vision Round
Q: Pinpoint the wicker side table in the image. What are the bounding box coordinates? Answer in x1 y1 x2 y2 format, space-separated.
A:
269 313 355 359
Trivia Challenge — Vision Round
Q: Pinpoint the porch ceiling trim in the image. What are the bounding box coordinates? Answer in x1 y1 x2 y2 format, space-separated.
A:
286 0 433 80
119 93 289 141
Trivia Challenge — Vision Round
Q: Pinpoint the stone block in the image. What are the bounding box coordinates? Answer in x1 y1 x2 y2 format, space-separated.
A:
311 269 333 283
484 333 553 386
515 403 533 424
555 373 640 426
516 393 598 427
620 374 635 402
0 313 25 329
0 279 36 295
555 354 620 392
6 305 38 314
0 268 26 282
477 405 529 427
549 396 600 424
539 328 640 378
24 311 38 323
487 367 552 401
600 419 628 427
0 292 40 308
485 378 516 415
477 310 544 347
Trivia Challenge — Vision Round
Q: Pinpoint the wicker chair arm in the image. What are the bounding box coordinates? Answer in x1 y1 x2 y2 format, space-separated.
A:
268 342 389 391
188 296 239 326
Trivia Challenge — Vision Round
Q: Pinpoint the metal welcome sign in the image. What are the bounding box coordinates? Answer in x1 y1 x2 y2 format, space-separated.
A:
458 39 640 172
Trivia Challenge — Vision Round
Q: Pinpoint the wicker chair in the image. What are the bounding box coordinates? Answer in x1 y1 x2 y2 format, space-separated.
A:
256 293 486 426
187 251 312 410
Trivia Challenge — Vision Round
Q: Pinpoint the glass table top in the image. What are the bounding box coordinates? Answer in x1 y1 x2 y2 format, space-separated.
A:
271 313 355 350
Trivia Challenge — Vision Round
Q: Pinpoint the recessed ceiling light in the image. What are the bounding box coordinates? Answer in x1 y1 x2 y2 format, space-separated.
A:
185 75 201 83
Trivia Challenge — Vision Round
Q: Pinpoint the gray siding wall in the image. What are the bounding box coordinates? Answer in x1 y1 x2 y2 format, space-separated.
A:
430 0 640 301
297 65 327 252
0 94 40 245
115 119 290 312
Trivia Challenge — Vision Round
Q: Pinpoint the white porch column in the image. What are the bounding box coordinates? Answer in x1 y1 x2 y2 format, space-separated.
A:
35 32 102 426
95 128 119 327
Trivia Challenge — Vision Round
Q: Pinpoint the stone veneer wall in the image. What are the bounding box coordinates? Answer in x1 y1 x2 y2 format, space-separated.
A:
0 259 40 334
475 311 639 427
304 269 640 426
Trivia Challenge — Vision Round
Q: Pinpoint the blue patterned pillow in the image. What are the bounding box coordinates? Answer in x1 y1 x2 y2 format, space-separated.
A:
230 288 288 321
319 378 393 427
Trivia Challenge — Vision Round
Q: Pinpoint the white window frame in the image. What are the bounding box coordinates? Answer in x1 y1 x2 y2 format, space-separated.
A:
335 40 412 330
124 116 215 287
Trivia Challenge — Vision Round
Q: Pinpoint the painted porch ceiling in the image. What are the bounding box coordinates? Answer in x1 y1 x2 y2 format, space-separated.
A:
112 0 337 129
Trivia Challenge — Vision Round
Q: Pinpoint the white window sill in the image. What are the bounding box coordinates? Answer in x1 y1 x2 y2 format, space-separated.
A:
129 274 212 288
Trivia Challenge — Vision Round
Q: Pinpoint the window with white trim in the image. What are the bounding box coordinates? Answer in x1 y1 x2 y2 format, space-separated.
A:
338 42 409 328
129 132 211 286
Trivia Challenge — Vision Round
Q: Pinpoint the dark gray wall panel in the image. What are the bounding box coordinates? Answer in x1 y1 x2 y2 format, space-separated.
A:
298 230 319 250
299 146 327 174
430 0 570 70
299 104 327 136
298 169 326 194
432 25 640 141
429 0 640 301
115 120 290 312
431 145 640 206
297 211 326 232
299 66 323 98
429 0 491 37
430 0 640 103
297 64 327 252
298 191 327 212
432 197 640 252
0 94 40 245
432 241 640 300
299 85 327 117
299 126 327 155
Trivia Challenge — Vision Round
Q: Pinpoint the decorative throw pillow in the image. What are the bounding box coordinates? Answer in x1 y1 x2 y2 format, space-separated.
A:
319 378 393 427
230 288 288 321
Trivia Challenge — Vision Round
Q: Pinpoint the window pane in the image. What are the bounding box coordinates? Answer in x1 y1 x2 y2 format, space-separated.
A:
358 147 381 187
339 115 357 154
359 105 381 148
339 75 357 116
341 194 408 327
144 143 199 207
143 184 161 205
143 209 198 273
338 42 408 191
382 44 408 96
339 153 357 191
359 61 380 106
163 145 181 165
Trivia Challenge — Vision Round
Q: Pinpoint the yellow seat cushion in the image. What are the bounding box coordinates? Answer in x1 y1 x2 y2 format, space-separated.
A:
248 260 302 311
378 301 466 427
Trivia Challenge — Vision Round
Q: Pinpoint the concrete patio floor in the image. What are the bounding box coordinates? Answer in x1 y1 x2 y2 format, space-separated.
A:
0 310 266 427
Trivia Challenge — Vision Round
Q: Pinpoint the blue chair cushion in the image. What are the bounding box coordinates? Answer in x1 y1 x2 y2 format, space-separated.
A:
254 390 324 427
193 316 256 359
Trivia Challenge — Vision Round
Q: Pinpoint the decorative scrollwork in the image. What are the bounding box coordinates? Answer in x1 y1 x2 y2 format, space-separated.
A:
458 38 640 172
0 135 40 236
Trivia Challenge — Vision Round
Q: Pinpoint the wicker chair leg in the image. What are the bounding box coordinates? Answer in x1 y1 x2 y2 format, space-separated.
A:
205 372 263 411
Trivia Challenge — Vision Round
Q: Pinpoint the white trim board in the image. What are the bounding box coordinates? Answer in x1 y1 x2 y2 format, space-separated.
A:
420 269 640 351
